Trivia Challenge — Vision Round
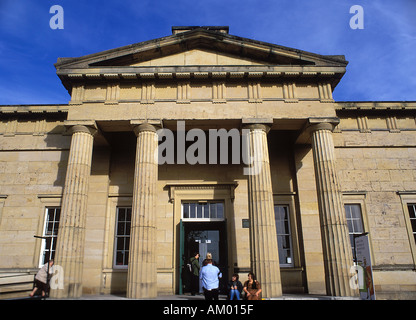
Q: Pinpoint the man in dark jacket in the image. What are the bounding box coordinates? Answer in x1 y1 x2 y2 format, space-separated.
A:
190 252 200 295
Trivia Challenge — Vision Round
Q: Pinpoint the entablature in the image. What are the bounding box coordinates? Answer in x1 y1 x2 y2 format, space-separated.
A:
335 101 416 111
61 68 340 105
58 65 343 89
0 104 68 115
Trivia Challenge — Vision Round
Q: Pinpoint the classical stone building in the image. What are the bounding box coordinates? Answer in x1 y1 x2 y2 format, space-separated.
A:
0 26 415 299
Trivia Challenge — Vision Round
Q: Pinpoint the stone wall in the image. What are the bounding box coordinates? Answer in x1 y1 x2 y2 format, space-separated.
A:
0 115 69 269
334 110 416 299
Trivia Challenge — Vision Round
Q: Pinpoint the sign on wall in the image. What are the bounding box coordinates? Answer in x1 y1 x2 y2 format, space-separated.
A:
354 233 376 300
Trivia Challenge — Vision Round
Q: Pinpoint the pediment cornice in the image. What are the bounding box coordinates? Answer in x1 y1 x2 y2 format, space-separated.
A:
55 28 348 69
55 27 348 93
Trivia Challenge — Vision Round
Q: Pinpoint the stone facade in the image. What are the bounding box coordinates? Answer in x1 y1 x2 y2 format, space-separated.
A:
0 27 415 299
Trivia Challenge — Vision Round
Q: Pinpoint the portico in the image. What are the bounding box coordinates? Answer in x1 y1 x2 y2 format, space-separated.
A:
44 26 361 299
14 25 416 300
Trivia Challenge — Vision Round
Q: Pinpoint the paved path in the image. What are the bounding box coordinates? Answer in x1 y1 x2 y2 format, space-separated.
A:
24 293 358 300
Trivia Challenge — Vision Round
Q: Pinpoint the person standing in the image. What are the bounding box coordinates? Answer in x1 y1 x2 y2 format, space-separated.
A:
30 260 54 298
189 252 200 295
199 253 222 300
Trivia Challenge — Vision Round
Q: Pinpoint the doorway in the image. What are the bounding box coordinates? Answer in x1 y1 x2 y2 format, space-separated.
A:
180 221 228 294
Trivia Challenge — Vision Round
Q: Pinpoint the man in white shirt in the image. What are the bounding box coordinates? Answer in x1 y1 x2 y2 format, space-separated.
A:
199 253 222 300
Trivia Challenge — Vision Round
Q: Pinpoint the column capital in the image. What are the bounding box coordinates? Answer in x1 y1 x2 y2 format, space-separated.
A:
296 117 340 144
130 120 162 136
64 120 98 136
241 118 273 133
306 117 339 134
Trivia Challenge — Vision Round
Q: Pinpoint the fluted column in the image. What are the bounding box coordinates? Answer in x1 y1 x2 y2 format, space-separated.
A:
244 123 282 298
308 121 358 297
51 123 96 298
127 123 159 299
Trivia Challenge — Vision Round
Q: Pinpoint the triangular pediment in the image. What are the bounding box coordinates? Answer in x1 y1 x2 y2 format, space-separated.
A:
55 27 347 70
127 48 270 67
55 27 349 93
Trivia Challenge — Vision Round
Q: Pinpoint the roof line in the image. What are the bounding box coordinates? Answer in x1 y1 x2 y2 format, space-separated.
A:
55 27 348 68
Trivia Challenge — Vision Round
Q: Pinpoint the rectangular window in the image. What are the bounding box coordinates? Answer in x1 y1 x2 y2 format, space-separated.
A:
344 204 364 260
182 201 224 221
39 207 60 267
114 207 131 267
397 193 416 265
274 205 293 266
407 204 416 244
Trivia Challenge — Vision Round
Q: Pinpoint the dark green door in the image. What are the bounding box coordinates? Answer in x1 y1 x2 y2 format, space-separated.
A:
179 219 185 295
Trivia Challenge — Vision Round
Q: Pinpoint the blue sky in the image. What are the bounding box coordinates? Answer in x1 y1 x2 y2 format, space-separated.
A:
0 0 415 105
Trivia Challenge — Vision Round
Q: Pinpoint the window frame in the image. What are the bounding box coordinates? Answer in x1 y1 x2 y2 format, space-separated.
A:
398 192 416 266
181 201 225 222
274 204 294 267
273 194 299 268
406 203 416 244
344 203 365 261
342 193 372 263
38 206 61 267
113 206 132 269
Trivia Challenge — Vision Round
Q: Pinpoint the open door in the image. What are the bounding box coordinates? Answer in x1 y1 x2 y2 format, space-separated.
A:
179 219 185 295
180 221 228 294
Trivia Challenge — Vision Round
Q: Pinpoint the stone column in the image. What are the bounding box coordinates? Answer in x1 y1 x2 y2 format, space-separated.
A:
244 122 282 298
308 121 357 297
127 122 159 299
51 123 96 298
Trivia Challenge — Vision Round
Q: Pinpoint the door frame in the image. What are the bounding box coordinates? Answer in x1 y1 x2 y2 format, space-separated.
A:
179 219 228 294
166 182 237 295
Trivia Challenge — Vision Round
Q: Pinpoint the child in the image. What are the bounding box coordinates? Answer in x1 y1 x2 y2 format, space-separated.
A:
228 273 243 300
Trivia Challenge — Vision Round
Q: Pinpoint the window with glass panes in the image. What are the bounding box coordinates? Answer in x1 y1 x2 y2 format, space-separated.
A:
114 207 131 267
182 202 224 220
274 205 293 266
344 204 364 260
39 207 60 266
407 204 416 244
